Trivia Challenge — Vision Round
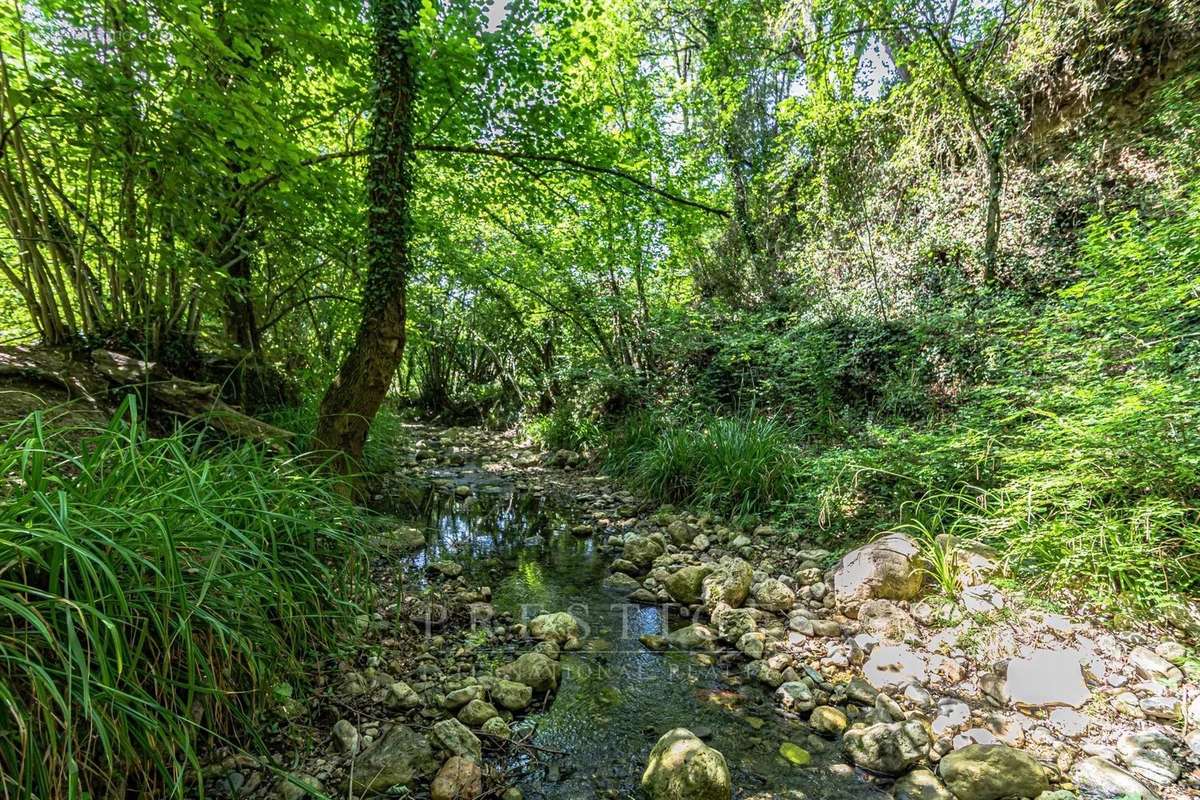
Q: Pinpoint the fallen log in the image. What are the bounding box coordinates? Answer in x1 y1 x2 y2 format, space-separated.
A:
0 345 294 448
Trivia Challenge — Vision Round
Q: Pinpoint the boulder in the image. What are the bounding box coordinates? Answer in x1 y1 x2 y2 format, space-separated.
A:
490 679 533 711
430 756 482 800
604 572 644 591
858 599 919 642
496 652 560 693
385 681 423 710
701 558 754 610
750 578 796 612
641 728 732 800
668 623 718 651
667 519 695 546
1006 649 1091 708
622 535 666 568
1071 757 1159 800
457 699 500 728
431 718 482 764
843 720 931 775
894 769 955 800
346 725 436 793
664 565 715 604
832 534 923 610
863 644 928 690
529 612 581 644
938 744 1048 800
775 681 816 712
1116 731 1181 785
902 767 955 800
712 605 759 642
810 705 849 736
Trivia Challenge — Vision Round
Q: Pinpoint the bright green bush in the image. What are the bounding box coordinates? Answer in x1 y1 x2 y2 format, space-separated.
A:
0 398 370 799
524 404 601 452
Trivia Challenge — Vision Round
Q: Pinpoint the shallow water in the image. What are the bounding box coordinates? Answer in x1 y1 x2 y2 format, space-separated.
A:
403 489 890 800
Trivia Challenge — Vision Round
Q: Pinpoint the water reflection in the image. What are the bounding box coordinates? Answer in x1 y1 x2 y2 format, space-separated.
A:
397 489 888 800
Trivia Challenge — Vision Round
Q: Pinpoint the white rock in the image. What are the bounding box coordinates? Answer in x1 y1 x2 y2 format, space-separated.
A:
1006 649 1091 708
863 644 928 690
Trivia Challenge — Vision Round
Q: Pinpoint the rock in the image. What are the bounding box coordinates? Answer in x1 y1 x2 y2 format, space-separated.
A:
959 584 1005 614
1071 757 1159 800
701 558 754 610
667 623 717 650
1117 731 1181 785
332 719 359 754
832 534 923 610
858 599 919 642
431 718 482 764
1153 641 1185 664
641 728 732 800
604 571 643 591
751 578 796 612
776 681 816 713
529 612 582 644
1138 695 1182 721
277 773 322 800
712 606 759 642
810 705 849 736
932 699 971 735
347 725 436 793
444 685 485 710
496 652 560 693
894 768 955 800
622 535 666 567
778 742 811 766
385 681 423 710
736 631 766 660
1006 649 1091 708
1128 646 1182 682
938 744 1048 800
490 679 533 711
936 535 999 587
430 560 463 578
431 756 482 800
667 519 695 546
863 644 928 689
482 716 511 739
454 484 472 498
845 676 879 705
457 699 500 728
663 565 715 604
843 720 931 775
744 659 785 687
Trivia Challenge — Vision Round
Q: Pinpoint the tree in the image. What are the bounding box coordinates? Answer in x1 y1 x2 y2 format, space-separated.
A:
314 0 419 477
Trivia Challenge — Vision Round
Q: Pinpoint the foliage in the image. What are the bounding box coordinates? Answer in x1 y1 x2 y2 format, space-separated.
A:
0 398 370 799
607 413 801 518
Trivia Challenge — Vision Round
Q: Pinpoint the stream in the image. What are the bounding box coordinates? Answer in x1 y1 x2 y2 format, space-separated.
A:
399 485 891 800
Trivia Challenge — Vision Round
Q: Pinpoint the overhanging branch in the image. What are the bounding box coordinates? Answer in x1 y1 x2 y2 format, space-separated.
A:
253 144 729 218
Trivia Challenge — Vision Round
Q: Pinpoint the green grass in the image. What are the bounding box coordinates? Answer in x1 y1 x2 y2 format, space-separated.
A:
0 397 370 799
607 412 801 518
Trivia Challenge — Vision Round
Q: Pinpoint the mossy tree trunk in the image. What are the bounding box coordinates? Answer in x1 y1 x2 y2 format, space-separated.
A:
314 0 417 477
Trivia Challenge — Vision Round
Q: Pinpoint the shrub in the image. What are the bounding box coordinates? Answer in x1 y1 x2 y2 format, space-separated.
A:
608 413 800 518
0 398 370 799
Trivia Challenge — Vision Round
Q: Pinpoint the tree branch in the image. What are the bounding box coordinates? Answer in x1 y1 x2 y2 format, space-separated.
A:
250 144 730 218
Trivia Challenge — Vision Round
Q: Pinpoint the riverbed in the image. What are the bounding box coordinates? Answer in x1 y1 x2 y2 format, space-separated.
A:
403 487 890 799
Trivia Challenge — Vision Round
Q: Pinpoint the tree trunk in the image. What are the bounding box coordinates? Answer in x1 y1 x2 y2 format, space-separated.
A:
982 146 1002 285
314 0 418 477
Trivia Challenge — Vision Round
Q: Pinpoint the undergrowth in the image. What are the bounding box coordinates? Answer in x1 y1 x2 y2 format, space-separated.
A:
0 398 370 799
602 185 1200 612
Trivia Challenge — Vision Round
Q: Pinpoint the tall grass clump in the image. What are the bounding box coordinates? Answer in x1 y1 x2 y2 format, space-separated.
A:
609 413 800 518
0 397 370 799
